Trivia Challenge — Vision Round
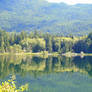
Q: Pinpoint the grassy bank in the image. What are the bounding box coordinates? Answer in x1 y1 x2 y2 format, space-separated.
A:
84 53 92 56
62 52 92 57
0 52 59 57
0 52 92 57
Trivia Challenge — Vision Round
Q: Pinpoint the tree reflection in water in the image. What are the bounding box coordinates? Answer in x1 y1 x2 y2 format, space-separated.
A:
0 55 92 79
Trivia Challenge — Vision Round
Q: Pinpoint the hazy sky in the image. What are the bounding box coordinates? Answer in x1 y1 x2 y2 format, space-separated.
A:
46 0 92 5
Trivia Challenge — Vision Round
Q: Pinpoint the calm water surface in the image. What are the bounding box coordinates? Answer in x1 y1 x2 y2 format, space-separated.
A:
0 55 92 92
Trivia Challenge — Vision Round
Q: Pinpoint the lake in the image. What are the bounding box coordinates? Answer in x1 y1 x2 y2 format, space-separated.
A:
0 55 92 92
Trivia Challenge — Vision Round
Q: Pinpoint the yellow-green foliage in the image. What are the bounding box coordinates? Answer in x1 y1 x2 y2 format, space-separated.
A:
8 44 22 53
21 38 45 46
54 37 79 43
79 35 87 40
20 38 46 52
0 79 28 92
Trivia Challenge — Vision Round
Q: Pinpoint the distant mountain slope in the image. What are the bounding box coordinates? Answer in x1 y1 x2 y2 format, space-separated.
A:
0 0 92 35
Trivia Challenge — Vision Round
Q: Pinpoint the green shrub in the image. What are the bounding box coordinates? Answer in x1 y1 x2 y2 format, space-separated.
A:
0 77 28 92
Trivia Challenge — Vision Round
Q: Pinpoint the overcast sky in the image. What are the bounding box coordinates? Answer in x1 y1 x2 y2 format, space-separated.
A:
46 0 92 5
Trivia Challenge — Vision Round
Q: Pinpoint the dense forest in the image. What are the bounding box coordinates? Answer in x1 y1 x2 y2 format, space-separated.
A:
0 0 92 36
0 30 92 53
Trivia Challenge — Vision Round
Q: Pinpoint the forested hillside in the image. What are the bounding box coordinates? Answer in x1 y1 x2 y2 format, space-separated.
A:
0 0 92 35
0 30 92 53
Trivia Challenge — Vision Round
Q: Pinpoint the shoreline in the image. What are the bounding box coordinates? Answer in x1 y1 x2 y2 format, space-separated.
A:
0 52 92 57
62 52 92 57
0 52 59 56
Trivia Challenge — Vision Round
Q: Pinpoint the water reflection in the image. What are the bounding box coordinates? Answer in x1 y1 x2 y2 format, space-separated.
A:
0 55 92 79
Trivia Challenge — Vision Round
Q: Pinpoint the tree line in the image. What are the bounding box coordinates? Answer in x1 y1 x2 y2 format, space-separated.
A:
0 30 92 53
